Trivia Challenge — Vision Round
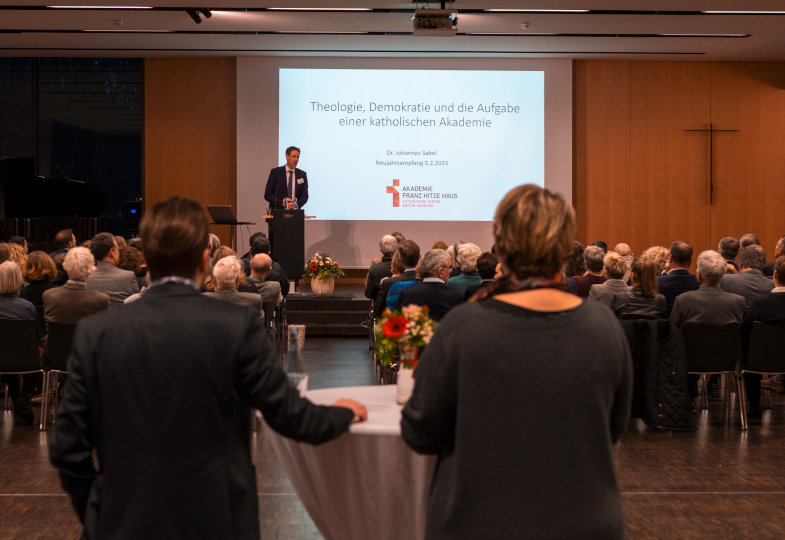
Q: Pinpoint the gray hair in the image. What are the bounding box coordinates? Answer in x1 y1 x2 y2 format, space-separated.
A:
456 242 482 272
63 246 96 282
379 234 398 256
418 249 450 279
0 261 23 295
583 245 606 273
696 250 727 285
213 255 242 286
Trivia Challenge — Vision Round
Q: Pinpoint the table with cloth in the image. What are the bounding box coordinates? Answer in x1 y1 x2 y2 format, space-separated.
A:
264 385 436 540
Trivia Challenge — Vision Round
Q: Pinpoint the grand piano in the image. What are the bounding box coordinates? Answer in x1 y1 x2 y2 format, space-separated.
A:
0 157 105 245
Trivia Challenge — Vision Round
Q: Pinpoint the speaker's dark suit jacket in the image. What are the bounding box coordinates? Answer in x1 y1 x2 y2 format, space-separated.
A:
264 166 308 209
395 280 464 322
49 282 352 540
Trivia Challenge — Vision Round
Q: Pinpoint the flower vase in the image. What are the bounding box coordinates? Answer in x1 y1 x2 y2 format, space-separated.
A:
311 277 335 298
396 346 419 405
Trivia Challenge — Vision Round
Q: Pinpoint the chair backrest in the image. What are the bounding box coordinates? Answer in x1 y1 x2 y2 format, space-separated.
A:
681 322 741 373
0 318 41 373
747 322 785 372
44 322 77 372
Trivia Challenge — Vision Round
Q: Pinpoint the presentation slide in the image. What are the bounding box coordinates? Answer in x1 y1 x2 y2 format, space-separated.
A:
278 68 544 221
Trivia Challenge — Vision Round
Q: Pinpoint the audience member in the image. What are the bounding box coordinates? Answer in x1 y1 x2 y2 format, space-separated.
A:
739 233 760 249
589 251 632 307
49 228 76 257
0 260 38 425
85 232 139 306
446 242 482 295
395 249 463 322
239 253 283 313
591 240 608 253
640 245 669 275
20 251 58 334
762 234 785 277
445 241 464 278
401 184 631 539
49 196 366 539
247 234 290 297
7 242 26 268
613 242 634 282
43 247 110 325
718 236 740 273
0 243 12 263
51 252 68 285
432 240 448 250
203 255 263 318
563 241 586 278
573 245 607 297
464 251 498 299
657 241 699 315
375 240 419 316
612 258 666 319
8 235 28 253
720 244 773 308
365 234 397 301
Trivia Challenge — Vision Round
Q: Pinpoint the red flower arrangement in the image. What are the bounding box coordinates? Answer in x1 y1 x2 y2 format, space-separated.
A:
374 305 438 366
302 251 345 279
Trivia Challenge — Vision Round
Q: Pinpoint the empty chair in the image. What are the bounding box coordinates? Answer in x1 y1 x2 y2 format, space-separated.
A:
39 322 76 430
0 319 44 424
681 322 742 423
739 322 785 430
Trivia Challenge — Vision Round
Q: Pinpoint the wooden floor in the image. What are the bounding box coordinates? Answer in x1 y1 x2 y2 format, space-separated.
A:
3 337 785 539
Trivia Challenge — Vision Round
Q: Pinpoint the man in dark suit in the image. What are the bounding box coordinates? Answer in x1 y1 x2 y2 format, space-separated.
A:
657 240 699 315
396 248 463 321
264 146 308 210
374 239 419 317
49 196 366 540
720 244 773 308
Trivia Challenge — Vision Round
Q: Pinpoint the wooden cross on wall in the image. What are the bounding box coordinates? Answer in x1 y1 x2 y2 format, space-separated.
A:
683 123 739 205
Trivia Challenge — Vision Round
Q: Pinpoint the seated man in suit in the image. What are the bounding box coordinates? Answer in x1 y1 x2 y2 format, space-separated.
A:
589 251 632 307
740 256 785 416
86 232 139 306
657 240 699 315
375 239 420 317
43 246 110 325
718 236 740 274
48 228 76 258
365 234 397 301
395 249 464 322
720 244 773 308
239 253 283 312
204 255 264 319
244 234 289 297
49 196 366 540
763 234 785 277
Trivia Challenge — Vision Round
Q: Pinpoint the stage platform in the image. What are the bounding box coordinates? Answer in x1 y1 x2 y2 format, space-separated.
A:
285 282 372 337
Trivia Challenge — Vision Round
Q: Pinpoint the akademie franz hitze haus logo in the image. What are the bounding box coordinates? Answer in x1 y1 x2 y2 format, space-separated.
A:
386 179 400 207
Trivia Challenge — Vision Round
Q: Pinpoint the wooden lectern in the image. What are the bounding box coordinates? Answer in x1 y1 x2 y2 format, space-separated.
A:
268 209 305 281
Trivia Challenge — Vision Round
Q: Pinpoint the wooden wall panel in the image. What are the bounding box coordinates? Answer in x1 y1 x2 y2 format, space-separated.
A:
710 63 785 255
573 61 631 247
145 58 237 246
629 62 711 256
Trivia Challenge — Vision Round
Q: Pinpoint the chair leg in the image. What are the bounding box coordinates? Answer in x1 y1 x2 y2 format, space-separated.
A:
39 372 49 431
700 374 709 410
721 373 728 423
738 373 748 431
762 386 771 410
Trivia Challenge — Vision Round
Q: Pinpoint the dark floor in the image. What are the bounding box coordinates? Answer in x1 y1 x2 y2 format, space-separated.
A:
3 338 785 539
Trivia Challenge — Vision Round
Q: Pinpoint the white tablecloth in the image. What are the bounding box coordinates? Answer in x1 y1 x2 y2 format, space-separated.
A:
265 385 436 540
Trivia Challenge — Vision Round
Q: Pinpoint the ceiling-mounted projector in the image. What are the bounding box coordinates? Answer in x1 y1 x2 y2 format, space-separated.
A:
412 9 458 36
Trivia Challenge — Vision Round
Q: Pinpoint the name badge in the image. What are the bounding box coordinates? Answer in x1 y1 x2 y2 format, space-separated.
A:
296 178 305 184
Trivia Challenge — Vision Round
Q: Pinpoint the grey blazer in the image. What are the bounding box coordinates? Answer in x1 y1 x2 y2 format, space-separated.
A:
85 262 140 306
589 279 632 307
669 284 746 328
720 269 774 308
